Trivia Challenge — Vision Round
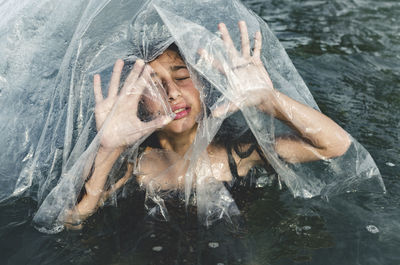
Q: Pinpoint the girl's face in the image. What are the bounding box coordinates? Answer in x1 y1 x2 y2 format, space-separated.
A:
149 49 201 135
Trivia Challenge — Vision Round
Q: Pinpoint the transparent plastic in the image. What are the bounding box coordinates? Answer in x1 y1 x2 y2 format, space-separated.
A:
0 0 385 233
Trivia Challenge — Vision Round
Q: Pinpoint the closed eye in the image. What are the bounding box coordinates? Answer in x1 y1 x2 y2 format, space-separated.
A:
176 76 190 81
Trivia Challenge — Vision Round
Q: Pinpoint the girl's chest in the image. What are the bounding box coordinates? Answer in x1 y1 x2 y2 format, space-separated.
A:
136 146 259 190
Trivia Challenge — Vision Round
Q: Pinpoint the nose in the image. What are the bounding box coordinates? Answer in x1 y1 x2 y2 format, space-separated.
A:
164 81 181 101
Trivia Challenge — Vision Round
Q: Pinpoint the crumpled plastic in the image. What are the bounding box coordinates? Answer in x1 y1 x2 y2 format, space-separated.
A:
0 0 385 233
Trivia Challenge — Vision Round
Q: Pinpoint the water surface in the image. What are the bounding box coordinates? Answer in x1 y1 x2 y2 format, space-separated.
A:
1 0 399 264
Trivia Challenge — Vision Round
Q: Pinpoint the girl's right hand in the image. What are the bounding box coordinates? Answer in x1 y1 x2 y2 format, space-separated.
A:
93 59 172 150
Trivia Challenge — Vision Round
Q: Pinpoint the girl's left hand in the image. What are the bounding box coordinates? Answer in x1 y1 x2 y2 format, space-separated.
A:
199 21 275 116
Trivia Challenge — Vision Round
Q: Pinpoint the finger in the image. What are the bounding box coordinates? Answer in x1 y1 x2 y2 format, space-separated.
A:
253 31 262 58
142 115 174 133
125 117 168 144
93 74 103 103
128 64 154 96
239 21 250 58
122 59 145 94
108 59 124 98
218 23 238 59
198 48 225 74
140 64 156 89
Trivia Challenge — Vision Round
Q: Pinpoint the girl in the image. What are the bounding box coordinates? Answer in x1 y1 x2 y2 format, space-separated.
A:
66 21 350 228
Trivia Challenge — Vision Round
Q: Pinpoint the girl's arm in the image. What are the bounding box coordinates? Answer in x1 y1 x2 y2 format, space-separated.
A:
64 147 124 229
214 21 350 163
260 90 351 163
64 58 171 229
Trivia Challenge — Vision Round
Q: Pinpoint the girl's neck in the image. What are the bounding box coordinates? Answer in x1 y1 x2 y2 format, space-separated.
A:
156 124 198 156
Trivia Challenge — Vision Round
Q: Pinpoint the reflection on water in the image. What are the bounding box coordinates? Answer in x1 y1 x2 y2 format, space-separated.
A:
1 0 400 264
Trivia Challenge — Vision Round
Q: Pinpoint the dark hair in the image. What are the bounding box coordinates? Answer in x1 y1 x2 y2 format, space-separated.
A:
165 42 181 56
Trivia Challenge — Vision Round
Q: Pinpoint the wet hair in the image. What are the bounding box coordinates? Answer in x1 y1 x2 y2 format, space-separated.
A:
165 42 181 57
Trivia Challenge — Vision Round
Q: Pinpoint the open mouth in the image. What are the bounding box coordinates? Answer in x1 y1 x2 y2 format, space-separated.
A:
173 107 191 120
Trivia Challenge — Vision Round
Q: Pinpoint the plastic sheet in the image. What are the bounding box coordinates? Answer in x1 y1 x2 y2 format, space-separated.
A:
0 0 385 233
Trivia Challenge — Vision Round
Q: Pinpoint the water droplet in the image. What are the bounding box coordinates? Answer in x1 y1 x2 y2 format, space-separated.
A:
208 242 219 248
366 225 379 234
150 234 156 238
152 246 163 252
386 162 395 167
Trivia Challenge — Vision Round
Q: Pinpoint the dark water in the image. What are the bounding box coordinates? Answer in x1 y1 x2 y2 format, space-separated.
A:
1 0 399 264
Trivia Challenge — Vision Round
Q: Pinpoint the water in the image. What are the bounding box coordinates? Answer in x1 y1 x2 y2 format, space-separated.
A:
1 0 399 264
244 0 400 264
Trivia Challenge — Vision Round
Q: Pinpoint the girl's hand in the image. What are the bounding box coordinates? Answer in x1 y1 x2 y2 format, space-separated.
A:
200 21 275 116
93 59 172 149
202 22 351 163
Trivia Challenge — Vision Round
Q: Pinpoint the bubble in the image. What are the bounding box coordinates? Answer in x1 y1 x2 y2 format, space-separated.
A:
385 162 395 167
366 225 379 234
152 246 163 252
208 242 219 248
